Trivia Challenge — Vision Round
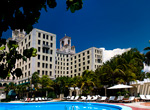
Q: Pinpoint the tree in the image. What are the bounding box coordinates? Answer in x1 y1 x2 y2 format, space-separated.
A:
0 0 83 36
144 41 150 66
0 40 37 79
40 75 54 90
95 48 144 86
31 72 40 89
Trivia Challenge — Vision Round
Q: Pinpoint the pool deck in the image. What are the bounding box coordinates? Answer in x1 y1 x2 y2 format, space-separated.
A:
7 99 150 110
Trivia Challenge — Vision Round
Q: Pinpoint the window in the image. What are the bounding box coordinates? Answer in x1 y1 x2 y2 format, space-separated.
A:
43 55 45 60
79 68 81 71
38 40 41 45
42 63 45 68
88 60 90 64
29 63 30 68
38 47 41 52
78 59 80 62
46 42 48 45
25 72 27 77
87 51 89 54
45 71 48 75
50 50 53 54
21 42 23 46
25 65 27 69
38 55 40 59
46 56 48 61
78 54 80 57
87 56 90 59
83 62 85 65
83 67 85 70
87 66 89 69
50 43 53 47
46 35 49 39
38 33 41 37
50 57 52 62
79 64 81 67
74 56 76 59
50 64 52 69
42 71 44 75
43 34 45 39
28 42 30 47
49 71 52 76
43 41 45 45
74 65 76 68
28 71 30 76
29 35 31 39
37 70 40 74
83 57 85 61
83 52 85 56
78 73 80 76
43 48 49 54
38 62 40 67
46 63 48 68
51 36 53 41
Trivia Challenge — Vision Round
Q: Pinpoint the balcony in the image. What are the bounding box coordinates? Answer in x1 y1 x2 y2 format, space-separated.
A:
42 44 50 48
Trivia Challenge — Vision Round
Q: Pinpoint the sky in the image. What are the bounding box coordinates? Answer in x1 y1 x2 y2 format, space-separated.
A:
2 0 150 53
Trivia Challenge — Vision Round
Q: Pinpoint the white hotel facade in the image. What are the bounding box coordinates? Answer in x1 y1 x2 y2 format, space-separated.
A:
0 28 103 85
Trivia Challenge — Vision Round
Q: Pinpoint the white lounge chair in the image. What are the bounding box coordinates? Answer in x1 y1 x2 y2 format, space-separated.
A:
140 95 150 101
72 96 79 101
30 98 34 102
38 97 42 101
113 96 124 102
107 96 116 102
97 96 107 102
122 96 135 103
91 96 98 101
35 97 39 102
80 96 86 101
86 96 92 101
146 95 150 99
68 96 75 101
42 97 45 101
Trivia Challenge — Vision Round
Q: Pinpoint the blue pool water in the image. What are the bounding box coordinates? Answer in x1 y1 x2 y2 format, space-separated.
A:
0 102 125 110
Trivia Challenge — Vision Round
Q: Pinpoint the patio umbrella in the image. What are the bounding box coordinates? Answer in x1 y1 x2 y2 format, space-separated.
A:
8 90 16 96
107 84 133 89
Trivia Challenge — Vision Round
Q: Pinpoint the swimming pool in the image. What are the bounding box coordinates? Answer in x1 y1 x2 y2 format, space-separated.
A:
0 102 131 110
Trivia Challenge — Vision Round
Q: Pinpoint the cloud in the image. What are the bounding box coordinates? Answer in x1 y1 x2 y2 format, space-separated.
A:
100 48 131 63
143 63 150 73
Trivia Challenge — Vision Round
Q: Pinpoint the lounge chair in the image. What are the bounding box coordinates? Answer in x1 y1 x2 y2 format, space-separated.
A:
68 96 75 101
146 95 150 99
30 98 34 102
38 97 42 101
80 96 87 101
86 96 92 101
140 95 150 101
42 97 45 101
122 96 135 103
113 96 124 102
72 96 79 101
35 97 39 102
97 96 107 102
107 96 116 102
91 96 98 101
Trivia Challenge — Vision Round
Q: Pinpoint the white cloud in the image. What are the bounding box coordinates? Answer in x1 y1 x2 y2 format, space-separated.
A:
143 63 150 73
100 48 131 63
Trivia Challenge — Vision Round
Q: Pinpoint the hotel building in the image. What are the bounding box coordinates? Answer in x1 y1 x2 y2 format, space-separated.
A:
0 28 103 85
